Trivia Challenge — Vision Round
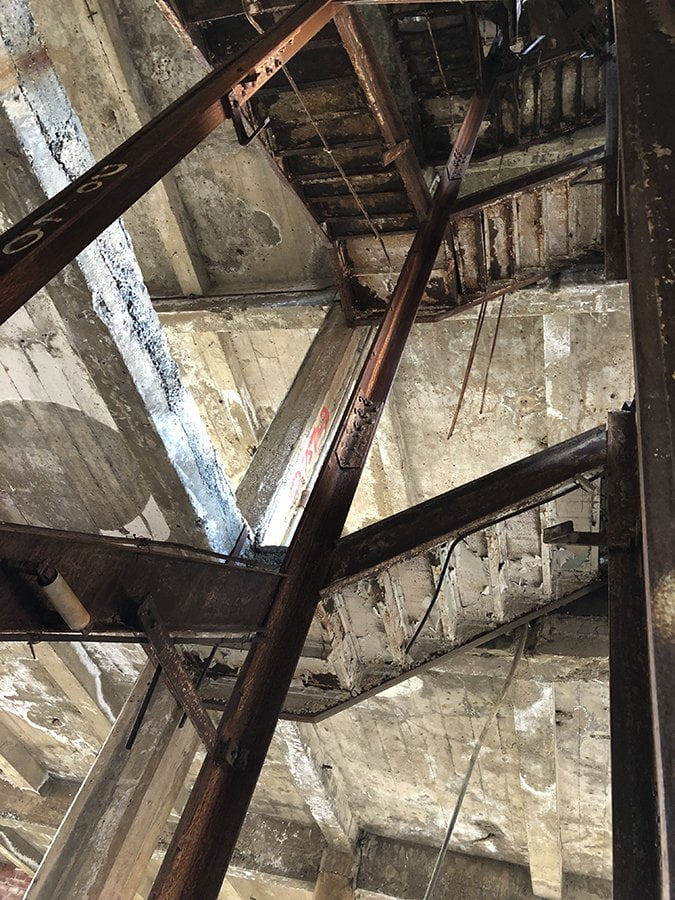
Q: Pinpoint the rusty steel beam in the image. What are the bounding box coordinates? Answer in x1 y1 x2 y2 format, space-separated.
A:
607 409 660 899
138 598 218 755
0 523 280 641
334 5 431 219
0 0 335 323
446 146 605 221
149 38 505 900
327 425 607 587
614 1 675 892
603 41 626 281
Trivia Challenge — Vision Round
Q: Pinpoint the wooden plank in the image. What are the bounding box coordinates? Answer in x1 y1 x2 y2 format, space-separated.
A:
25 665 199 900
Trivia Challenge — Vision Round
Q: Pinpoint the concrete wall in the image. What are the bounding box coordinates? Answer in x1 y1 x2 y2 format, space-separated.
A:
0 0 245 552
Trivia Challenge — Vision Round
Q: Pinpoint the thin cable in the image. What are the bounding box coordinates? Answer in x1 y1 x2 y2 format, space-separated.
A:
405 535 464 654
479 294 505 414
423 623 529 900
241 4 393 274
424 7 456 132
405 470 604 653
447 301 487 439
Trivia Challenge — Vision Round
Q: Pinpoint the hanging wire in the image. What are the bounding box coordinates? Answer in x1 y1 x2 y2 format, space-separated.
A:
447 301 487 439
422 623 529 900
424 5 458 159
479 294 505 414
240 3 393 274
405 535 464 654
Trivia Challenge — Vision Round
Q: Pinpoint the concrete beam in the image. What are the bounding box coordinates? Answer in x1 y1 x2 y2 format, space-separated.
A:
276 721 358 853
313 849 355 900
513 682 563 900
0 778 75 840
36 643 118 747
0 713 46 794
26 664 199 900
229 812 325 888
356 832 610 899
154 288 335 332
237 303 370 542
155 273 628 331
73 0 209 296
0 828 40 875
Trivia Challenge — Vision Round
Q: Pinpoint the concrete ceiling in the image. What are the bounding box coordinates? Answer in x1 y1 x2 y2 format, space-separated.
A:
0 0 632 896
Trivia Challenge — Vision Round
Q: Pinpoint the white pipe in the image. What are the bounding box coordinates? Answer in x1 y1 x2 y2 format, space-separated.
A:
37 570 91 632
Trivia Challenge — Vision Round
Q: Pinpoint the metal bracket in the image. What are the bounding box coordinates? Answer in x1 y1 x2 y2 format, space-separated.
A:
224 94 270 147
543 520 606 546
336 395 383 469
138 597 218 755
221 737 249 770
383 139 411 168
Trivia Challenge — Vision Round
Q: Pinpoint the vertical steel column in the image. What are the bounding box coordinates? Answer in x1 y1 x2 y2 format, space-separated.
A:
613 2 675 893
150 42 504 900
607 409 660 898
603 20 625 281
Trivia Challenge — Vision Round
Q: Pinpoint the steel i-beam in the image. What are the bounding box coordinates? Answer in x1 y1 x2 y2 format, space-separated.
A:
0 0 335 323
613 1 675 892
607 410 660 899
148 37 505 900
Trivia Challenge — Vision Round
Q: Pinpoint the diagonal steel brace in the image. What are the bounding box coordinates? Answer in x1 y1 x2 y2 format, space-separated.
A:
138 597 218 756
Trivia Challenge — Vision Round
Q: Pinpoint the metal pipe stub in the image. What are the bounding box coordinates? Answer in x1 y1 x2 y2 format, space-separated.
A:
36 568 91 632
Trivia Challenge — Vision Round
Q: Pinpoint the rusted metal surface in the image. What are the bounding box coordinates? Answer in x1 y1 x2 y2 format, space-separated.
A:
391 10 604 165
334 5 431 218
149 45 503 900
0 0 335 322
340 148 604 320
138 597 218 755
0 524 280 640
615 0 675 891
603 40 626 280
607 409 660 898
172 0 606 268
328 425 607 587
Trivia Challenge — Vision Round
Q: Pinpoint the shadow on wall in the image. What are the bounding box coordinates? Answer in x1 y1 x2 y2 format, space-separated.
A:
0 400 170 540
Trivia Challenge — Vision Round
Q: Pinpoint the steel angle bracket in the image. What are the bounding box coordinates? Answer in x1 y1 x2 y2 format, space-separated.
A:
223 94 270 147
543 520 606 547
137 597 218 755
